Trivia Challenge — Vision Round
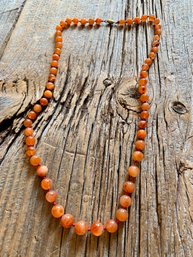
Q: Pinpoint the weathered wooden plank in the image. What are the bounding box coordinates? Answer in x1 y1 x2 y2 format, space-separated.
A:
0 0 192 257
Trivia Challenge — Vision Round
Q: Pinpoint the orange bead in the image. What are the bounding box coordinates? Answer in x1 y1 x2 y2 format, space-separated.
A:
33 104 42 113
155 29 162 35
44 90 53 99
151 47 158 53
88 19 95 25
52 53 60 61
119 195 132 208
74 221 88 235
24 119 32 127
133 17 141 24
123 181 135 193
48 74 56 82
41 178 52 190
133 151 144 162
119 20 126 26
144 58 152 66
140 71 148 78
127 18 133 25
139 94 149 103
137 129 147 139
51 60 58 68
25 136 35 146
95 18 103 25
140 111 149 120
27 111 37 120
154 18 160 25
91 221 104 236
56 25 62 31
55 36 62 43
36 165 48 177
141 15 148 22
80 19 87 25
60 21 68 30
46 190 57 203
138 85 147 94
50 67 57 75
30 155 41 166
152 40 160 47
40 97 48 106
105 219 118 233
72 18 79 25
138 78 147 86
142 64 149 71
153 35 160 41
24 127 33 136
55 42 62 49
128 165 140 177
116 208 128 222
135 140 145 151
141 102 150 111
55 30 62 37
138 120 147 129
26 146 36 157
149 15 155 22
65 18 72 25
61 214 74 228
54 48 61 56
51 204 64 218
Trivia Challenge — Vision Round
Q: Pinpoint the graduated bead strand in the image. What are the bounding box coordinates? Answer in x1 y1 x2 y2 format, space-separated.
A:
23 15 161 236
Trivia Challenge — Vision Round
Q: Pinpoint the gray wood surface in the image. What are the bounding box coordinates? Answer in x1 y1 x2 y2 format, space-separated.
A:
0 0 192 256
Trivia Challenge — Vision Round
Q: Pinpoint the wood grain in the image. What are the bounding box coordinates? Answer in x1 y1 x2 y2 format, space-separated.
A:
0 0 192 256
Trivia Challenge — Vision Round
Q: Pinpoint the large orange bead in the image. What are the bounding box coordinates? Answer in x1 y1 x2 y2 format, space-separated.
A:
48 74 56 83
26 146 36 157
54 48 61 56
46 190 57 203
138 120 147 129
46 82 55 91
137 129 147 139
36 165 48 177
128 165 140 177
133 151 144 162
123 181 135 193
50 67 57 75
24 128 33 136
40 98 48 106
116 208 128 222
105 219 118 233
24 119 32 127
44 90 53 99
119 195 132 208
25 136 35 146
142 64 149 71
30 155 41 166
52 54 60 61
91 221 104 236
149 52 156 59
135 140 145 151
140 111 149 120
61 214 74 228
141 103 150 111
145 58 152 66
138 78 147 86
33 104 42 113
138 85 147 94
27 111 37 120
51 60 58 68
140 71 148 78
41 178 52 190
51 204 64 218
139 94 149 103
74 221 88 235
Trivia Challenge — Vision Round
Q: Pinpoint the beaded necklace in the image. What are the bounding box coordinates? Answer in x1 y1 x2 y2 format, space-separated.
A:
23 15 161 236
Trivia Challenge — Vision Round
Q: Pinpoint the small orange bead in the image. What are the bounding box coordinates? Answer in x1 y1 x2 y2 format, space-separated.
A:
25 136 35 146
56 25 62 31
51 204 64 218
139 94 149 103
30 155 41 166
24 127 33 136
46 82 55 91
135 140 145 151
116 208 128 222
55 30 62 37
138 120 147 129
55 36 62 43
138 85 147 94
27 111 37 120
52 53 60 61
123 181 135 193
54 48 61 56
154 18 160 25
48 74 56 83
154 24 161 31
119 195 132 208
45 190 57 203
55 42 62 49
128 165 140 177
153 35 160 41
141 102 150 111
127 18 133 25
105 219 118 233
140 71 148 78
95 18 103 25
138 78 147 86
60 21 68 30
40 97 48 106
140 111 149 120
88 19 95 25
65 18 72 25
144 58 153 66
137 129 147 139
133 151 144 162
119 20 126 26
149 15 155 22
51 60 58 68
33 104 42 113
61 214 74 228
80 19 87 25
74 221 88 235
91 221 104 236
155 29 162 35
142 64 149 71
72 18 79 25
141 15 148 22
50 67 57 75
151 47 158 53
133 17 141 24
24 119 32 128
152 40 160 47
26 146 36 157
44 90 53 99
41 178 52 190
36 165 48 177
